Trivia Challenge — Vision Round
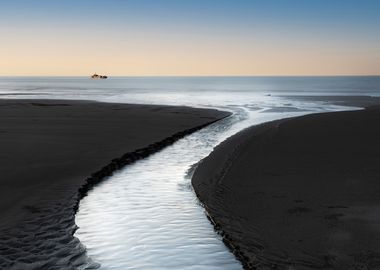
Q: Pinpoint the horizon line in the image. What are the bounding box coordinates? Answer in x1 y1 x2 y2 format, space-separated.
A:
1 74 379 78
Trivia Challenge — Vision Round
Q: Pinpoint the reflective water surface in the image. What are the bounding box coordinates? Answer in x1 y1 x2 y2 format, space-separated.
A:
74 105 351 269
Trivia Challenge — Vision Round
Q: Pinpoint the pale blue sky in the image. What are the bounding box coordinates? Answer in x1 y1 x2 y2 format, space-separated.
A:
0 0 379 75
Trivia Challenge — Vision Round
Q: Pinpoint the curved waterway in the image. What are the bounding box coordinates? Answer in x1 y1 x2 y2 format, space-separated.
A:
74 101 352 269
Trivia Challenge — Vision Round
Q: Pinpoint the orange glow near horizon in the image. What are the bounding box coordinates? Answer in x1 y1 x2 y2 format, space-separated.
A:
0 1 379 76
1 34 379 76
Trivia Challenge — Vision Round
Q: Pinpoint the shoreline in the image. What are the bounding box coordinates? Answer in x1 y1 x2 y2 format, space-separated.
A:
192 104 380 269
193 118 286 269
0 99 231 269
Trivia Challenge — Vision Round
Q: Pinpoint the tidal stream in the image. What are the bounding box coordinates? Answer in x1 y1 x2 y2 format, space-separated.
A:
74 102 349 269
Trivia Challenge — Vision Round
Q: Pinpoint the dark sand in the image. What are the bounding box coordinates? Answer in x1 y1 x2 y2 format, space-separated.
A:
0 99 230 269
193 106 380 269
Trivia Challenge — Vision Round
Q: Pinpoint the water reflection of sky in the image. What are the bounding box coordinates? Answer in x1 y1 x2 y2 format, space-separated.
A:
73 93 356 269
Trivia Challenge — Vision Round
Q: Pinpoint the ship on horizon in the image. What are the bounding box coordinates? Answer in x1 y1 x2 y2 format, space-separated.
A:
91 73 108 79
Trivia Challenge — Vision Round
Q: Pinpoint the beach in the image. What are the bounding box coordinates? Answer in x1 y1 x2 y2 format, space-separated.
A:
0 99 230 269
192 105 380 269
1 0 379 267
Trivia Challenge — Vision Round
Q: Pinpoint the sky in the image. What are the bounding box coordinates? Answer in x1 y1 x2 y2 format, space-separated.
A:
0 0 379 76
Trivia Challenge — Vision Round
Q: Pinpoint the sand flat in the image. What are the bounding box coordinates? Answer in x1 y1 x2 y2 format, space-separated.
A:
193 106 380 269
0 99 230 269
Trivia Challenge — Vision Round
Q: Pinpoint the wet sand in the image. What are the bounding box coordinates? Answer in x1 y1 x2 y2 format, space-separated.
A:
193 105 380 269
0 99 230 269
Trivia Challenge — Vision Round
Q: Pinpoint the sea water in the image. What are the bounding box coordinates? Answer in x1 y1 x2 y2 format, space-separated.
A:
1 76 379 269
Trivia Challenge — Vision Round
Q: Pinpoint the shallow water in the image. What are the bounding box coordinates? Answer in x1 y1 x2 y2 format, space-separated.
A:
74 105 351 269
1 76 380 106
1 76 379 269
